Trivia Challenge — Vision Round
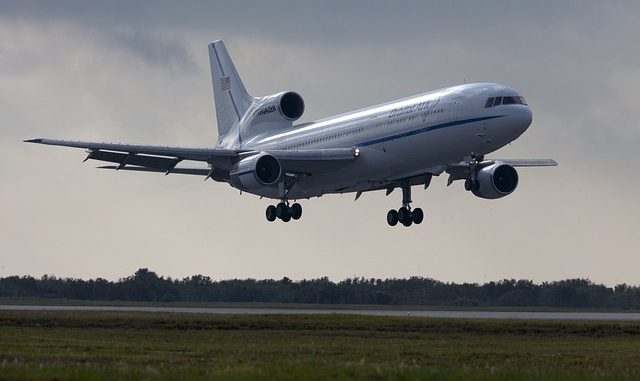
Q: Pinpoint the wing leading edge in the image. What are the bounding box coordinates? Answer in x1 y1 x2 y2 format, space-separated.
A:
495 159 558 167
24 138 238 165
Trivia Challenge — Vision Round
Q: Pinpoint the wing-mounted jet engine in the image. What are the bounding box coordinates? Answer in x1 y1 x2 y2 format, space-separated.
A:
243 91 305 138
467 162 518 199
446 157 519 199
229 152 282 190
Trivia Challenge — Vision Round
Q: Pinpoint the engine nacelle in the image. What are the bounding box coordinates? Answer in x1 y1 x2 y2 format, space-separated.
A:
472 162 519 199
230 153 282 190
243 91 305 137
252 91 305 122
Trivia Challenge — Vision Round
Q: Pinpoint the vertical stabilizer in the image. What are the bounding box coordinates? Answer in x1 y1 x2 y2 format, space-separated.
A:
208 40 253 139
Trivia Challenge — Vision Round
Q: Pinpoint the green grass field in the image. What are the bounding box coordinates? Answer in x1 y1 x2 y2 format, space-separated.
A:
0 311 639 380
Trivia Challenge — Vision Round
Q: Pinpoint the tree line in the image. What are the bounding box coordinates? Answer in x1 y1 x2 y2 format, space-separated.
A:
1 268 639 309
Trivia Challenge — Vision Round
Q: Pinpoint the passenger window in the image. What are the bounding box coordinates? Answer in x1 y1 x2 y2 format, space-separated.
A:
485 98 494 108
493 97 502 106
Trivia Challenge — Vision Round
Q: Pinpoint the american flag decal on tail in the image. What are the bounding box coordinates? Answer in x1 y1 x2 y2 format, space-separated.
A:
220 76 231 91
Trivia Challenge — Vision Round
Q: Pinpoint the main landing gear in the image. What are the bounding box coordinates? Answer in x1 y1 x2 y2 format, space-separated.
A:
265 201 302 223
386 181 424 227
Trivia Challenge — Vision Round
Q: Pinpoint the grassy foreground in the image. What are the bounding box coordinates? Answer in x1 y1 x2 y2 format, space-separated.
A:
0 311 639 380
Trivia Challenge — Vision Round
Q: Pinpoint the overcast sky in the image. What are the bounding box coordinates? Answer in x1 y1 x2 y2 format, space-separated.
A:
1 1 638 285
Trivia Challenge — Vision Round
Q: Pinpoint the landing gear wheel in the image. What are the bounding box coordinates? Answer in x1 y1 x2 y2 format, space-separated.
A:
265 205 277 222
387 210 398 226
412 208 424 224
398 207 412 227
290 203 302 220
281 210 291 222
276 202 288 219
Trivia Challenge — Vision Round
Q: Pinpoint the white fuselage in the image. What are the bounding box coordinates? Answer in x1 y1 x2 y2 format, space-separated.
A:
233 83 532 199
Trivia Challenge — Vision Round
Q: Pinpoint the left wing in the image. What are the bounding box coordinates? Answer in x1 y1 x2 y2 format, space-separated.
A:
24 138 239 172
24 138 358 178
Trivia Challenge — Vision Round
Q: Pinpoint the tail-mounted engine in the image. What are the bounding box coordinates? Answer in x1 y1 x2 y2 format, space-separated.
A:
230 153 282 190
252 91 304 121
244 91 305 136
471 162 519 199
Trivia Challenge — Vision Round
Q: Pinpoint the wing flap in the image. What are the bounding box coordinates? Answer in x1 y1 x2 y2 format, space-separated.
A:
97 165 211 176
87 150 181 171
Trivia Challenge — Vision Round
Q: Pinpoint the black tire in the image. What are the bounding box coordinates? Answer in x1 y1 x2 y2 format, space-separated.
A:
387 209 398 226
473 180 480 191
276 202 287 219
412 208 424 224
398 207 411 225
290 203 302 220
281 209 291 222
265 205 277 222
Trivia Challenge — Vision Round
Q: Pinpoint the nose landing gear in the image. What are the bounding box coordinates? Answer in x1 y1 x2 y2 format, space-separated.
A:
464 153 484 192
266 201 302 223
386 181 424 227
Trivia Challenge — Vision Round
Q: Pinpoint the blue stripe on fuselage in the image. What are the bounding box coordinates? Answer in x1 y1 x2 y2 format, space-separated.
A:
359 115 506 147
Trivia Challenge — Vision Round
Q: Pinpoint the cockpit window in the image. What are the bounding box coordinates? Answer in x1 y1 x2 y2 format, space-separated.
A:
485 97 494 108
485 95 528 108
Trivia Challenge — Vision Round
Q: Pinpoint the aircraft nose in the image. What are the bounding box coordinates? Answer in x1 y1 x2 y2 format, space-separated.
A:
514 106 532 134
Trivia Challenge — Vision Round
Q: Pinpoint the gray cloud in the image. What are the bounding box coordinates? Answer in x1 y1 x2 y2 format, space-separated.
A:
106 30 198 72
1 2 638 285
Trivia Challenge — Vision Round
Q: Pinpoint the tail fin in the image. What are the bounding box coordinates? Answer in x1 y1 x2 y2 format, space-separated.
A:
208 40 253 138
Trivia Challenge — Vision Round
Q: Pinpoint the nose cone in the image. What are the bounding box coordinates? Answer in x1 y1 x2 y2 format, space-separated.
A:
514 106 532 135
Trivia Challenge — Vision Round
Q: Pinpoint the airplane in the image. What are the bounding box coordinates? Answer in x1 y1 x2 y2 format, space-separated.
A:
25 40 556 227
